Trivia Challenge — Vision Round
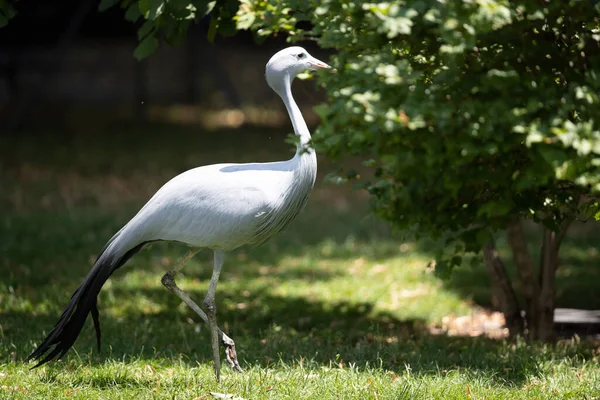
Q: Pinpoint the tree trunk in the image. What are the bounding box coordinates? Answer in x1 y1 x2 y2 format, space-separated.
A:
538 229 557 341
506 219 540 339
537 219 572 341
483 239 524 337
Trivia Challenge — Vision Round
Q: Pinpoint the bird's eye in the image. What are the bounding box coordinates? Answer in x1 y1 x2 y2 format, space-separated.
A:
297 53 306 59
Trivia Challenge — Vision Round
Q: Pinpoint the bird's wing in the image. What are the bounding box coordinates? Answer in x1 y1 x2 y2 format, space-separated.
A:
115 162 294 250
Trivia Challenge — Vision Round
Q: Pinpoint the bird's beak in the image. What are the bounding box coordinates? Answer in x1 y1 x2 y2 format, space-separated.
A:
308 57 332 70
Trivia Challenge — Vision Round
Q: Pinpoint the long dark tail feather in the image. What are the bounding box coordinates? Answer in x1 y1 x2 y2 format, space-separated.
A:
27 242 147 368
91 299 101 351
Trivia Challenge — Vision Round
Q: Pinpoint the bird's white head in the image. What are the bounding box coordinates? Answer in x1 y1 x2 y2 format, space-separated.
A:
265 46 331 95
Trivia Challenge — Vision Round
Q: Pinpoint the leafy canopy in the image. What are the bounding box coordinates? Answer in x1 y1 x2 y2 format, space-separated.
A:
236 0 600 271
97 0 240 59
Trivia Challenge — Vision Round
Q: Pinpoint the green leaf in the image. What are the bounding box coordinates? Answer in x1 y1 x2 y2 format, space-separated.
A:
475 230 490 247
163 19 190 45
450 255 462 267
133 35 158 60
125 3 141 21
220 0 240 16
139 0 164 20
194 0 216 16
207 13 218 43
477 200 514 218
0 0 16 27
0 1 16 18
541 218 560 232
138 0 150 16
137 20 154 40
236 10 256 30
580 200 600 220
98 0 121 12
469 256 480 268
538 145 568 166
218 17 237 37
434 259 452 279
169 0 193 11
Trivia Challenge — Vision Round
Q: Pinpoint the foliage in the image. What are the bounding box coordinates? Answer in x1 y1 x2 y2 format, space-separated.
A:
236 0 600 272
0 0 16 28
97 0 240 59
1 0 229 57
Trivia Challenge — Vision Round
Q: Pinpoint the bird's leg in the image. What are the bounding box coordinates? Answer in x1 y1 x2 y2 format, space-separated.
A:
160 249 242 381
203 250 224 382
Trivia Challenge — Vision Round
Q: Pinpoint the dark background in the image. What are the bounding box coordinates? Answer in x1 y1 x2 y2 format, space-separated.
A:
0 0 328 134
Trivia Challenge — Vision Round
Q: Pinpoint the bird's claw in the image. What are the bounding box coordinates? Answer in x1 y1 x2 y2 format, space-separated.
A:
221 334 243 372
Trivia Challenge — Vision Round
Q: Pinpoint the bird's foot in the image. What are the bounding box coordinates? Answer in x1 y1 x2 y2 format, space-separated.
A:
221 333 243 373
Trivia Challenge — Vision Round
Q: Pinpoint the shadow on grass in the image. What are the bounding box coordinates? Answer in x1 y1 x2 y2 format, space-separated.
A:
3 293 580 388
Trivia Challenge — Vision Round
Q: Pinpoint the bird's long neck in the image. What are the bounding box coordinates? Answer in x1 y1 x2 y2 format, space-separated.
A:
280 75 313 158
248 73 317 246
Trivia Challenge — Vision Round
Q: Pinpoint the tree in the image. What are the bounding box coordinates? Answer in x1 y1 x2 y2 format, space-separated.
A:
236 0 600 340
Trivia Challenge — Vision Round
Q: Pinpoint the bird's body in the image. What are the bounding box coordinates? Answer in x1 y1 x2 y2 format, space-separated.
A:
112 153 316 252
27 46 330 381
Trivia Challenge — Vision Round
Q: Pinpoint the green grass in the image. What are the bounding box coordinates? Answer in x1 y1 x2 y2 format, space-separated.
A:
1 122 600 399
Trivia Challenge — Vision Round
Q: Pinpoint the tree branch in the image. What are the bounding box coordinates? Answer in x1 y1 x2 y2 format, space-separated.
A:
555 216 574 252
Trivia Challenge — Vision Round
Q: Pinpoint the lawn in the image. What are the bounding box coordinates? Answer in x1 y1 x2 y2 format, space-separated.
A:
1 122 600 399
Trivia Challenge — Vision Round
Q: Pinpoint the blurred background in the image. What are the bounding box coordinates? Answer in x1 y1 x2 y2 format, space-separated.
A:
1 0 600 372
0 0 330 133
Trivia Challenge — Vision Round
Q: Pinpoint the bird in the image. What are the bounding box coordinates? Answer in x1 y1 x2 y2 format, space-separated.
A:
26 46 331 382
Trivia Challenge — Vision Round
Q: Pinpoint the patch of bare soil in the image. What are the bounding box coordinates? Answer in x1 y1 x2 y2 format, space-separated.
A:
429 309 509 339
